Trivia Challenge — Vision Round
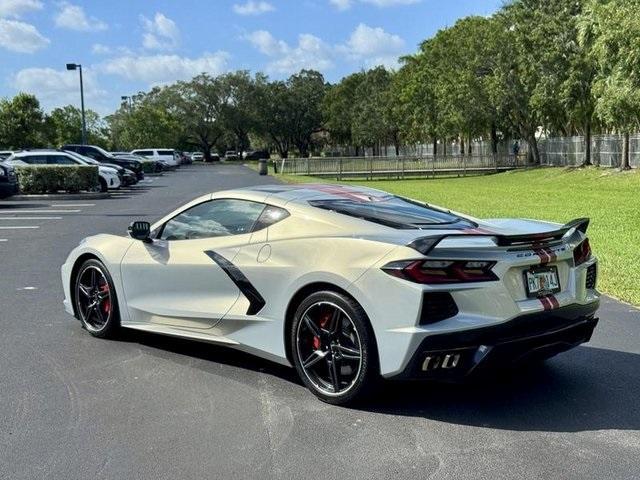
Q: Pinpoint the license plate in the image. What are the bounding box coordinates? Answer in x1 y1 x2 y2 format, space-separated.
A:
524 266 560 297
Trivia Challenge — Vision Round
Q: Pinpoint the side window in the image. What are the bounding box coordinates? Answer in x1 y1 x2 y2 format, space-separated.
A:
22 155 46 165
136 150 153 156
160 199 266 241
47 155 77 165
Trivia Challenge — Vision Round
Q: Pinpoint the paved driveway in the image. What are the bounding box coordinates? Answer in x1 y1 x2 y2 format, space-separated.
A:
1 164 638 479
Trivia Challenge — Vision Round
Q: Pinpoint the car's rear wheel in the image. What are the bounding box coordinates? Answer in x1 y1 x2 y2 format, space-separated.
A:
74 259 120 338
291 291 378 405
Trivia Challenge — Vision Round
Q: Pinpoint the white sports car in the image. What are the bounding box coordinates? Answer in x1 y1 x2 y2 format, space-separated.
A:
61 184 600 404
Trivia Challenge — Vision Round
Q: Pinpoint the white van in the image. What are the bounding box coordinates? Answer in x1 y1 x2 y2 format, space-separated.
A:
131 149 180 167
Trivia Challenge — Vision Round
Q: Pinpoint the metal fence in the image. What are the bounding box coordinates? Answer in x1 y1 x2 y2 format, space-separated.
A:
539 134 640 168
280 154 528 179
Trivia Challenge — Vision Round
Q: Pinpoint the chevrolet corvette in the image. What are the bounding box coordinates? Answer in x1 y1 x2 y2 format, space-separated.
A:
61 184 600 404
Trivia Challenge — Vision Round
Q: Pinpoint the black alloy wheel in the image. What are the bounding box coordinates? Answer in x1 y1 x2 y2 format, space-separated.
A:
74 259 119 338
292 291 378 405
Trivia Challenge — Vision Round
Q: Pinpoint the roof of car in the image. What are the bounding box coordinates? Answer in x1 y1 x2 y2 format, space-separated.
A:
227 183 394 206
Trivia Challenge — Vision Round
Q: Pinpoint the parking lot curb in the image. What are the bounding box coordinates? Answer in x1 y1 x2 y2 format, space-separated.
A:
8 192 111 201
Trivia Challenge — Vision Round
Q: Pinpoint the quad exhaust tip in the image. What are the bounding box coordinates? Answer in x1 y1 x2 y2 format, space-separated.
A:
422 353 461 371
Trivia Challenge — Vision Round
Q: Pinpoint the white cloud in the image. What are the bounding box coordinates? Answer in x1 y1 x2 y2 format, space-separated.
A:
54 2 107 31
11 67 106 109
233 1 274 15
141 12 179 50
339 23 404 68
99 52 229 85
245 30 333 75
0 18 49 52
330 0 420 9
329 0 351 10
0 0 43 18
91 43 111 55
246 24 405 74
91 43 132 56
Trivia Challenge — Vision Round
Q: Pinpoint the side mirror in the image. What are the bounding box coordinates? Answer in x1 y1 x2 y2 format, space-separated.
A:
128 221 152 243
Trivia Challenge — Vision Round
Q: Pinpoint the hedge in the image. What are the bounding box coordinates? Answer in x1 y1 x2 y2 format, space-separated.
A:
15 165 99 194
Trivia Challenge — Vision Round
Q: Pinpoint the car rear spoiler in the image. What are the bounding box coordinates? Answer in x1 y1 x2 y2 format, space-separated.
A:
408 218 590 255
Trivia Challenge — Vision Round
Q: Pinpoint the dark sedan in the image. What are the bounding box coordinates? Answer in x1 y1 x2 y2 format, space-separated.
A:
63 145 145 181
0 162 19 198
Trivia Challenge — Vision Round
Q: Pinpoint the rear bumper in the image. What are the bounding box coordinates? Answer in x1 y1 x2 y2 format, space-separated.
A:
389 301 599 380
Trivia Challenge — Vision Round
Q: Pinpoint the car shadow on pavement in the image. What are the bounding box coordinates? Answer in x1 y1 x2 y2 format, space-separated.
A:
117 328 639 432
365 345 640 433
119 329 300 385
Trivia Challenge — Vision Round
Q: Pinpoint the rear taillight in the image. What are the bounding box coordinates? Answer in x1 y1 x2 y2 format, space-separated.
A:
382 259 498 284
573 239 591 266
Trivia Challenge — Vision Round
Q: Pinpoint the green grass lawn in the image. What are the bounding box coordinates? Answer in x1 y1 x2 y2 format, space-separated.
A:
266 165 640 306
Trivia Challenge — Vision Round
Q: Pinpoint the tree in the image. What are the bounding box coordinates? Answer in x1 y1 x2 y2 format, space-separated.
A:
351 67 397 155
580 0 640 169
217 71 264 154
0 93 47 149
46 105 108 147
323 72 365 153
287 70 327 157
107 88 183 151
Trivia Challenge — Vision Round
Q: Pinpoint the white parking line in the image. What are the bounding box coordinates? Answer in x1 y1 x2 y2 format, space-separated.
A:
0 239 7 242
50 203 94 207
0 210 81 214
0 226 39 229
0 217 62 220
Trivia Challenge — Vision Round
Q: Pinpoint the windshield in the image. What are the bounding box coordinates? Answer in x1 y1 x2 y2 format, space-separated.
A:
309 196 473 230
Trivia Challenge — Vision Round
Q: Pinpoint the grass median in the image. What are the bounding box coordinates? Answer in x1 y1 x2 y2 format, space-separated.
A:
258 163 640 306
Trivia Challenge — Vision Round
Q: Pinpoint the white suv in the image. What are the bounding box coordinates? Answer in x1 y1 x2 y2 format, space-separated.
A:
131 149 180 167
5 151 121 192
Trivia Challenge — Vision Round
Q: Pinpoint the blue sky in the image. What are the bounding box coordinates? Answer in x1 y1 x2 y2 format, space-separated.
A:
0 0 503 115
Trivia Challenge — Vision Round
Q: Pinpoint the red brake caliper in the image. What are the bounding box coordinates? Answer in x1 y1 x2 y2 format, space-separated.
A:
100 282 111 314
312 311 331 350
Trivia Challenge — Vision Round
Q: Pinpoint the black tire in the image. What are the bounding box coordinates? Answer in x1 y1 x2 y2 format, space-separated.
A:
74 259 120 339
99 177 108 193
290 290 378 405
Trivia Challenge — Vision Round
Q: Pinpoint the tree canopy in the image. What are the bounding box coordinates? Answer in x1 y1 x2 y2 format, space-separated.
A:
2 0 640 166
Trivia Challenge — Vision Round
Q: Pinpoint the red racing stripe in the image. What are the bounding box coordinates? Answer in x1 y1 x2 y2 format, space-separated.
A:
547 295 560 309
544 247 557 263
538 296 553 311
534 248 551 265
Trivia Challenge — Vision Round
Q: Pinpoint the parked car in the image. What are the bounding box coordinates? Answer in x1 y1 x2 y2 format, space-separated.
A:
6 151 121 192
64 151 137 187
131 149 180 168
177 151 192 165
61 184 599 404
206 152 221 162
0 160 18 198
113 153 164 173
191 152 204 162
63 145 145 181
224 150 239 161
243 150 270 161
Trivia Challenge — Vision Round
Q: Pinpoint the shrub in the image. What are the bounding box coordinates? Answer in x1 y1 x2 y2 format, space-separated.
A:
15 165 99 194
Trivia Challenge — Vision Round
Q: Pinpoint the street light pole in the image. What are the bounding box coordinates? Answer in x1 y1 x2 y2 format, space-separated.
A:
66 63 87 145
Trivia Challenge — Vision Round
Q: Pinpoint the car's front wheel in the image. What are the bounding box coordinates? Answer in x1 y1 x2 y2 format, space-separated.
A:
74 259 120 338
291 291 378 405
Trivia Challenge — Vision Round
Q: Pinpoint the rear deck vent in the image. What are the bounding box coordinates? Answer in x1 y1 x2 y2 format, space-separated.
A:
419 292 459 325
586 264 597 289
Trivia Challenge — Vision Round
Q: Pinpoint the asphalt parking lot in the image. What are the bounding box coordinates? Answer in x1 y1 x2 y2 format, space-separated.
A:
1 163 639 480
